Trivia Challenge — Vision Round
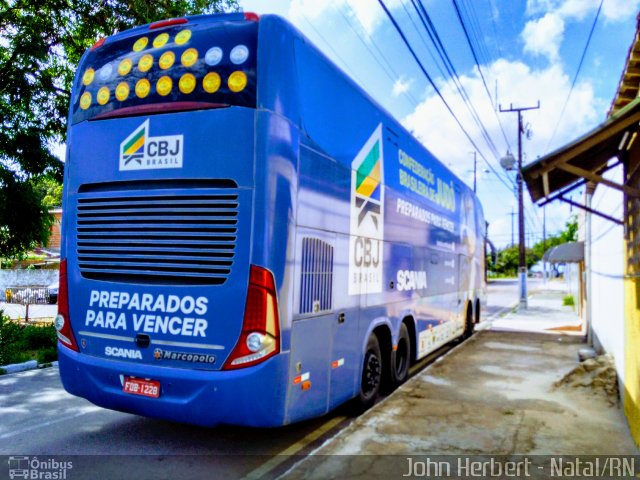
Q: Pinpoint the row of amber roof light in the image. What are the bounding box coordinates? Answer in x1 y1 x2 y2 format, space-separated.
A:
78 28 250 110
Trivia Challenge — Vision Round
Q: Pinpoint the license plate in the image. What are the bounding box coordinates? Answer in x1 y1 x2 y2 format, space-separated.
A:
123 377 161 398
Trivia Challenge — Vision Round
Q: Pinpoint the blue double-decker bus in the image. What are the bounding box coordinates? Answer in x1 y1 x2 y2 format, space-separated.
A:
56 12 486 427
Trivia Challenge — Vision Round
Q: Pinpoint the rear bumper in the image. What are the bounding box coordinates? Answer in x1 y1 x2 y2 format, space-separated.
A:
58 344 289 427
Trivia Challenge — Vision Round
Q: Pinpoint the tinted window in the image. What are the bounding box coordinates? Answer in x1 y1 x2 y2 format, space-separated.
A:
70 19 257 124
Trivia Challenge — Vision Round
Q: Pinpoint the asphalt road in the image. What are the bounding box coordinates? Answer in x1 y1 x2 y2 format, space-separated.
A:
482 277 543 321
0 280 523 479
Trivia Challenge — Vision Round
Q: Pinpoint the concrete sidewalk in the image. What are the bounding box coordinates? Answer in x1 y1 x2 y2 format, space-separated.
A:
487 288 583 334
283 290 637 479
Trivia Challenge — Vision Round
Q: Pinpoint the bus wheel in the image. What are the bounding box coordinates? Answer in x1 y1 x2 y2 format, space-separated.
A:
463 305 474 339
392 323 411 387
356 334 382 411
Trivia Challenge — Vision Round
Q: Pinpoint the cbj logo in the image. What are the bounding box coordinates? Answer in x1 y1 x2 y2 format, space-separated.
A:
119 119 183 171
348 124 384 295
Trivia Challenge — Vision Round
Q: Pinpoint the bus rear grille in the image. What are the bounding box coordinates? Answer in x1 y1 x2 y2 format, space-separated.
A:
75 191 238 285
299 237 333 314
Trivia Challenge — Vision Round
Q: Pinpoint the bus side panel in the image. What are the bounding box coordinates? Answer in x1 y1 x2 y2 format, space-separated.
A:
285 316 332 423
329 233 360 409
253 111 300 353
257 16 301 128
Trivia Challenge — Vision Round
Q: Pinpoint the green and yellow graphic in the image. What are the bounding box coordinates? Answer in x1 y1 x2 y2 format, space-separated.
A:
121 121 147 166
355 142 382 200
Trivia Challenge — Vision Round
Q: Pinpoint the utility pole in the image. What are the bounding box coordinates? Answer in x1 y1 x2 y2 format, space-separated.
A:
500 101 540 309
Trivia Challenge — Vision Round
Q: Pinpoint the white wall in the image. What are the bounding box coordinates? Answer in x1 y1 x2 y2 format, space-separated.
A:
589 165 625 385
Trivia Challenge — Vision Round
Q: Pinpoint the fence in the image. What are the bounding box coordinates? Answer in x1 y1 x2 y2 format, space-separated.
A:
1 286 58 323
4 286 56 305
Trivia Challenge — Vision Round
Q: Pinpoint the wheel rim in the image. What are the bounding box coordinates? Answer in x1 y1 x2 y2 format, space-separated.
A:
362 350 381 398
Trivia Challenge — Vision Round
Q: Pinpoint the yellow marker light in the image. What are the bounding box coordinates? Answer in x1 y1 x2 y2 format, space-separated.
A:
97 86 110 105
133 37 148 52
82 68 94 86
118 58 132 76
228 71 247 93
156 76 172 96
159 51 175 70
202 72 221 93
135 78 151 98
115 82 129 101
181 48 198 67
153 33 170 49
79 92 92 110
175 29 192 45
138 54 153 72
179 73 196 94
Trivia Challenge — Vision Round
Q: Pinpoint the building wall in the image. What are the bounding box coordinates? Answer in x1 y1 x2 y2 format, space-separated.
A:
47 209 62 251
625 146 640 445
589 168 625 387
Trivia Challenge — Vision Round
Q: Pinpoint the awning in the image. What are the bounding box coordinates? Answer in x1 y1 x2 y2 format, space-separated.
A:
522 98 640 225
543 241 584 263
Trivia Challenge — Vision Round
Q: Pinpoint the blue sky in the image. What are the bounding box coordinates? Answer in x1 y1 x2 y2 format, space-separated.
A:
240 0 639 247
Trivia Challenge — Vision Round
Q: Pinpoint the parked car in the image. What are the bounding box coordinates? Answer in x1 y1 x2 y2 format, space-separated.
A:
48 281 59 304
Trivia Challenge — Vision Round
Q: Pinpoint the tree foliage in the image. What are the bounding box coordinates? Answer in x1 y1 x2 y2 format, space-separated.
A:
490 215 579 277
0 0 239 257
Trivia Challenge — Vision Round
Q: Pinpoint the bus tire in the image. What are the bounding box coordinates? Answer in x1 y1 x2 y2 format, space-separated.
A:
355 334 382 412
391 323 411 387
463 304 474 339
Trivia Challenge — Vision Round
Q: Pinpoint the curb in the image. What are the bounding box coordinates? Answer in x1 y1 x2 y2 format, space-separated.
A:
0 360 58 375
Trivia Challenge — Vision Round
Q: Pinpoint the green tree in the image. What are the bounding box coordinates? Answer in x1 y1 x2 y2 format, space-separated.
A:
32 175 63 207
491 215 579 277
493 245 538 277
531 214 578 260
0 0 239 257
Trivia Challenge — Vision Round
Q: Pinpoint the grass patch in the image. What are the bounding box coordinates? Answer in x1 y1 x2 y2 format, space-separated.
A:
0 314 57 366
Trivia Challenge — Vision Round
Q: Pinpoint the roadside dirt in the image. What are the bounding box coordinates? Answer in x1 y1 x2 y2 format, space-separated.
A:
554 354 620 405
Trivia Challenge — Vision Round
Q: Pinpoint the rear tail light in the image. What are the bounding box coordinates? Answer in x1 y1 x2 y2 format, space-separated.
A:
55 259 79 352
149 18 188 29
223 266 280 369
91 38 106 51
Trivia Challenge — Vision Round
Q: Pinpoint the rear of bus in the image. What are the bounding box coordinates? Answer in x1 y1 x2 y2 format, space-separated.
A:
56 13 288 427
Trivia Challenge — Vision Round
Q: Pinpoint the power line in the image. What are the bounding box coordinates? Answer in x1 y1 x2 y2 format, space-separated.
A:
485 0 504 60
300 13 364 86
376 0 516 195
410 0 502 160
397 0 450 82
451 0 512 151
460 0 492 69
334 2 421 108
544 0 604 152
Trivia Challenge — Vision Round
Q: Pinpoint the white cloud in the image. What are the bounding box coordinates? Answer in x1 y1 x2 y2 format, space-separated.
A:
404 59 601 172
289 0 402 35
401 59 602 243
522 0 640 69
522 12 565 62
392 76 412 97
527 0 640 22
